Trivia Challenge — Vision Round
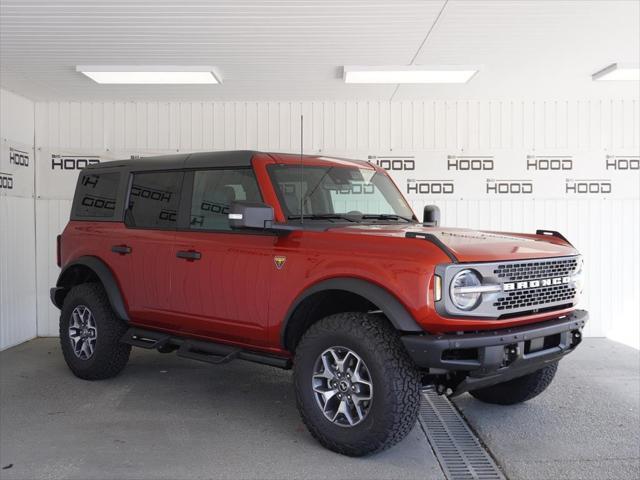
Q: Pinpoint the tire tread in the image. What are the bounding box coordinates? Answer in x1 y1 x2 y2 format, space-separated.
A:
469 362 558 405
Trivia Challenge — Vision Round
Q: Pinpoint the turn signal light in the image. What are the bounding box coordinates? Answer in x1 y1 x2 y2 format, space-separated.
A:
434 275 442 302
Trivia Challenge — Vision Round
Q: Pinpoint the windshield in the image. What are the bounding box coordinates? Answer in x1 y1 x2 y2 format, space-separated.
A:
268 164 416 223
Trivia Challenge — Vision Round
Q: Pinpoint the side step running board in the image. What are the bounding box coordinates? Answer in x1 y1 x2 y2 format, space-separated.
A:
122 328 171 349
177 340 240 365
120 327 291 369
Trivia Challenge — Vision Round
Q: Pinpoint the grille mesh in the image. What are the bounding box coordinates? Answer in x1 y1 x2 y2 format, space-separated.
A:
494 285 576 311
493 257 578 282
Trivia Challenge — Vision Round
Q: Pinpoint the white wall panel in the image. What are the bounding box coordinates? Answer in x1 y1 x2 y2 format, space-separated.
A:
0 88 36 350
35 199 72 337
34 99 640 347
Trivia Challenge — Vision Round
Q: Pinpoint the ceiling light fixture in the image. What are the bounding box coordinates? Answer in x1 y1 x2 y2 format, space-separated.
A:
343 65 478 84
592 63 639 81
76 66 221 84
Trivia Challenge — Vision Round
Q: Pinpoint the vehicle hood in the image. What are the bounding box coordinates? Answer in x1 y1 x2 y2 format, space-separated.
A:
327 224 579 263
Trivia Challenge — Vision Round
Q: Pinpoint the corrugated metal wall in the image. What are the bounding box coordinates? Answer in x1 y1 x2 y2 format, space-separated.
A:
0 97 635 350
0 88 37 350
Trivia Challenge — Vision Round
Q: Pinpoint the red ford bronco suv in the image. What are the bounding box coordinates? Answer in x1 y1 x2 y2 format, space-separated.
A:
51 150 587 456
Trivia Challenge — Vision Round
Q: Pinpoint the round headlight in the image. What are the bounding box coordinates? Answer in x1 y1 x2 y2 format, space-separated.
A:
450 269 483 311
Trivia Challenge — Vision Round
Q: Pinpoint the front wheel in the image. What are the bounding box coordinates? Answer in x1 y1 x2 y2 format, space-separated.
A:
293 313 421 456
469 362 559 405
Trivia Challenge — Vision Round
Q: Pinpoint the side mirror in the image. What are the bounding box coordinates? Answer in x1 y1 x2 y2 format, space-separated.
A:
229 201 275 230
423 205 440 227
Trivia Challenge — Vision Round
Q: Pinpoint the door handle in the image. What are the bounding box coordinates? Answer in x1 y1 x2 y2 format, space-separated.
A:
111 245 132 255
176 250 202 261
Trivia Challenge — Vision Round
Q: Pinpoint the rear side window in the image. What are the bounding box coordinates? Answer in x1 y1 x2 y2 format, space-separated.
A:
190 169 261 230
75 172 120 218
127 171 183 229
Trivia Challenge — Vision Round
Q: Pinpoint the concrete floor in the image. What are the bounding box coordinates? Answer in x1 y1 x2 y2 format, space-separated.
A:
0 338 638 480
454 338 640 480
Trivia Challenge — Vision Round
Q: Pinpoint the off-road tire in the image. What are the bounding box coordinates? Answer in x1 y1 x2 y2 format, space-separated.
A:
59 283 131 380
293 312 421 456
469 362 558 405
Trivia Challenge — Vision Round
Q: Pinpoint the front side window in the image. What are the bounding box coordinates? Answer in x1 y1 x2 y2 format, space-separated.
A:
190 168 261 230
74 172 120 218
127 171 183 229
268 165 415 223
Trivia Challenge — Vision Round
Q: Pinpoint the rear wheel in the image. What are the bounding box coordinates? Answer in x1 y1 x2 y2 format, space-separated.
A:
293 312 421 456
469 362 558 405
59 283 131 380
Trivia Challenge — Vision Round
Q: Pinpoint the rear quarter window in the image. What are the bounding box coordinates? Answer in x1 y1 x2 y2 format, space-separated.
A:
127 171 184 229
74 172 121 218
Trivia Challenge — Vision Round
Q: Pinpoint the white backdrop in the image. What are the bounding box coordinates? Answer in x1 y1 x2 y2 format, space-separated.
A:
2 95 639 349
0 89 37 350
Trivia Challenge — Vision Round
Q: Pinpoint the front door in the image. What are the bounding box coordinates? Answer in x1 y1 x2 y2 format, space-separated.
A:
170 167 275 347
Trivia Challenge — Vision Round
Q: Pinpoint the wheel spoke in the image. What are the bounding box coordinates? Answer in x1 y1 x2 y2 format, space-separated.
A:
352 391 372 404
321 353 335 377
81 339 92 359
327 348 344 371
73 337 84 356
351 360 372 388
338 399 355 426
353 402 364 422
70 311 81 329
313 386 338 404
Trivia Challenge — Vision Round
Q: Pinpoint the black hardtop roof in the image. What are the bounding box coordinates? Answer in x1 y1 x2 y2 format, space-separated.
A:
85 150 371 172
86 150 257 171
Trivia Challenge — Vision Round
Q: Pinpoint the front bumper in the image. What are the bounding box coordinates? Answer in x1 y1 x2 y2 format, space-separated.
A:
401 309 587 395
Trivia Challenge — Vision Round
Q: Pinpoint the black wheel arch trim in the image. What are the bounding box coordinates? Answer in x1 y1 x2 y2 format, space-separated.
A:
52 256 129 321
280 277 423 350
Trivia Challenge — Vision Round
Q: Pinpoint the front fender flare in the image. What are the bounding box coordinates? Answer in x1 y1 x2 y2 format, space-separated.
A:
53 256 129 321
280 277 423 349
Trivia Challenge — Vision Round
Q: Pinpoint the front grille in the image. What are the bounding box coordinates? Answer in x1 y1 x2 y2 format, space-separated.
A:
437 255 581 319
493 257 580 311
493 257 578 281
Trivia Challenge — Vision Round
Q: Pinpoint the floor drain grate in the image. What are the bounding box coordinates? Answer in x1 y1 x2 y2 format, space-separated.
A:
420 390 505 480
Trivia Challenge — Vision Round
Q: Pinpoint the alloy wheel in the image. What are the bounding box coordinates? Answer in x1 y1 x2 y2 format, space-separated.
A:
312 346 373 427
68 305 98 360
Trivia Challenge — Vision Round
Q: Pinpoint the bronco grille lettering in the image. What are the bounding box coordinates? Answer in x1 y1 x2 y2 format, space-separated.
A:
503 275 570 291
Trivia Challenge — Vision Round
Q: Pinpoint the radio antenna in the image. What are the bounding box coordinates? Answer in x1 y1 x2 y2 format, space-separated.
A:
299 114 304 224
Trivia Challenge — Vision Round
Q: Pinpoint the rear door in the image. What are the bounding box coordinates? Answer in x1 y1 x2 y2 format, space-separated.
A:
170 167 276 346
113 170 184 329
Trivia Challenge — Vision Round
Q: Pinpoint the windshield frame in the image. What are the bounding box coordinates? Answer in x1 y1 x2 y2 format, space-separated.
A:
266 163 418 224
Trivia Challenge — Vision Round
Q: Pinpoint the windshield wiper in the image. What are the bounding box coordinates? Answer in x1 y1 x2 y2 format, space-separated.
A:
288 214 357 222
361 214 414 223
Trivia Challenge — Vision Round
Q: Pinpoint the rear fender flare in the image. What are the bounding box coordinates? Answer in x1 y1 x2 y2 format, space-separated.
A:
55 256 129 321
